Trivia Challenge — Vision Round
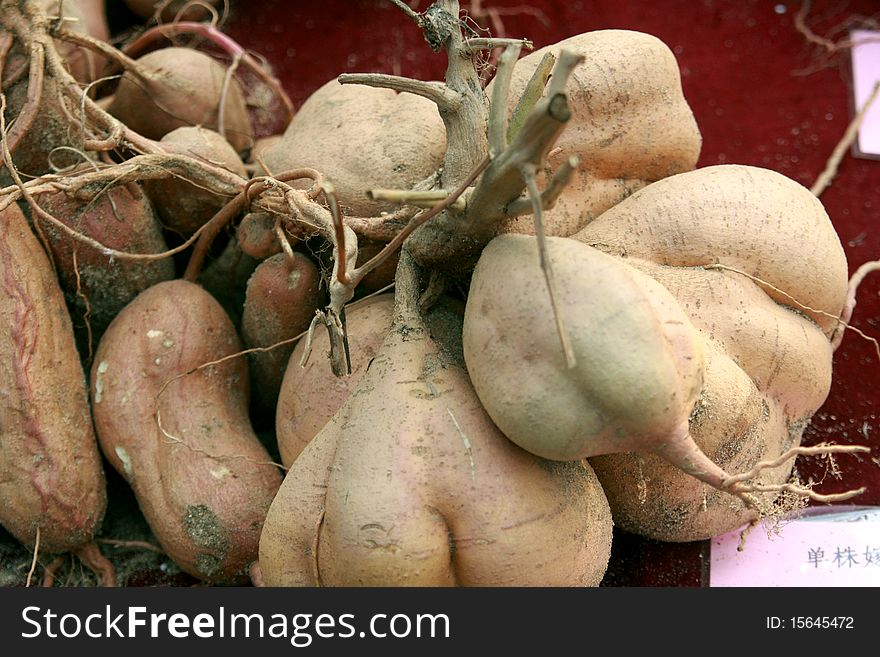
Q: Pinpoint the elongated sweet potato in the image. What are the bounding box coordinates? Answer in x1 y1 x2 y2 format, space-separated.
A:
0 203 107 554
90 279 282 582
241 251 325 413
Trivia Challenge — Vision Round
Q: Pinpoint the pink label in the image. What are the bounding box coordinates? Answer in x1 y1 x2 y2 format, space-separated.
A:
710 512 880 586
851 29 880 157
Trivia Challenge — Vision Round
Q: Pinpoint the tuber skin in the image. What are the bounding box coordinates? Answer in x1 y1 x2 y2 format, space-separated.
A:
241 251 326 413
275 293 395 468
259 252 613 586
261 78 446 216
464 233 706 464
237 211 282 261
143 126 247 237
108 47 252 152
38 181 176 347
90 279 282 582
0 203 107 556
487 30 702 238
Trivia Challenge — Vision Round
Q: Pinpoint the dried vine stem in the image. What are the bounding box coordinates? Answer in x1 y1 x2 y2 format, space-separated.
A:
344 0 582 280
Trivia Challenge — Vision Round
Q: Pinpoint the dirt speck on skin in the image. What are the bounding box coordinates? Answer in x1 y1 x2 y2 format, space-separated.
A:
183 504 229 578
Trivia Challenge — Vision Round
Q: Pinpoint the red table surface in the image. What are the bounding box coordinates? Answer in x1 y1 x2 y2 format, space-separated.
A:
221 0 880 586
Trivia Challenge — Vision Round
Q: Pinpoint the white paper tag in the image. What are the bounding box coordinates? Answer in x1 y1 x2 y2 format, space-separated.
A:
851 29 880 157
710 507 880 587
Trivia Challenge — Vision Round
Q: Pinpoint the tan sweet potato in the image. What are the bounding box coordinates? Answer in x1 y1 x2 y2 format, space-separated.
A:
488 30 701 237
262 78 446 216
576 164 848 540
0 203 107 554
259 258 612 586
275 293 394 468
462 164 850 542
108 47 252 152
90 279 282 582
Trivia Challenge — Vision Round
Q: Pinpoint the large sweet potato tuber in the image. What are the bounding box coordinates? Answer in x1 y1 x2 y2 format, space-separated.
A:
261 79 446 216
259 256 612 586
463 165 851 541
488 30 701 237
90 279 282 582
0 203 107 554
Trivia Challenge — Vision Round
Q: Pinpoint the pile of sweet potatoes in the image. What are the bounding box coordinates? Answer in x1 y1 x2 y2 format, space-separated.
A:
0 0 870 587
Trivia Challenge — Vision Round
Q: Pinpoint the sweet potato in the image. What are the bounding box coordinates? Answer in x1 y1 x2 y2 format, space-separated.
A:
462 164 850 541
241 251 325 413
575 164 848 540
38 181 176 345
275 293 394 467
143 126 247 237
0 203 107 554
237 212 282 261
90 279 282 581
261 79 446 215
259 258 612 586
108 47 252 152
488 30 701 237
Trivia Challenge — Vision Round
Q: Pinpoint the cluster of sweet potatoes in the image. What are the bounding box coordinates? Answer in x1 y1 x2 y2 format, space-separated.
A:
0 0 869 587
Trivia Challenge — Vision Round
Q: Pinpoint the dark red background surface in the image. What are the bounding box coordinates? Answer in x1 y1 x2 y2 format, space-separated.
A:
219 0 880 585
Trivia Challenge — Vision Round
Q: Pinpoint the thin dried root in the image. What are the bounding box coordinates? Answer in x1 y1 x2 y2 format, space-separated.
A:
705 263 880 360
832 259 880 351
723 443 871 486
811 80 880 197
730 481 867 504
73 541 117 587
720 443 870 509
97 538 164 554
41 556 67 588
26 526 41 588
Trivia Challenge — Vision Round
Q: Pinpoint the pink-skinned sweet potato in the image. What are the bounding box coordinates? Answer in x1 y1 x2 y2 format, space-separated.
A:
37 181 175 345
0 203 107 554
90 279 282 582
241 251 325 413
